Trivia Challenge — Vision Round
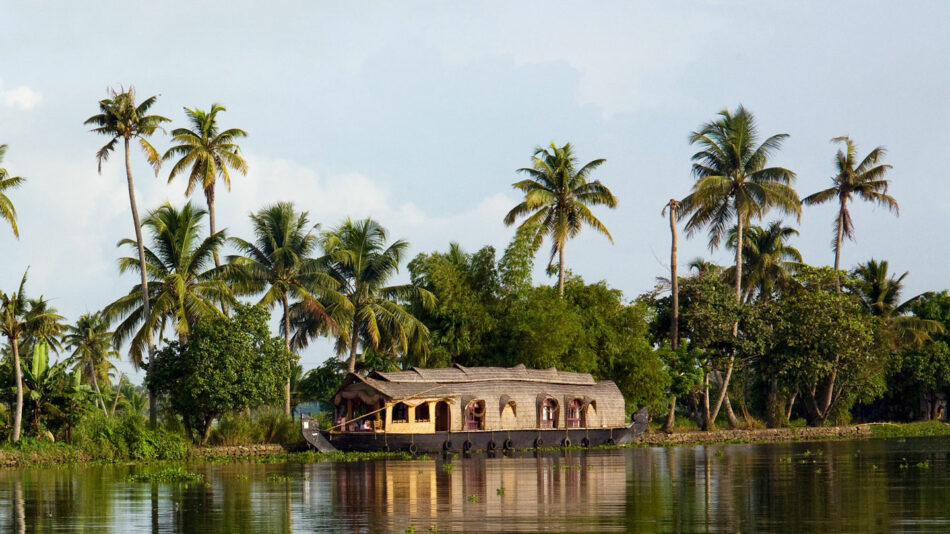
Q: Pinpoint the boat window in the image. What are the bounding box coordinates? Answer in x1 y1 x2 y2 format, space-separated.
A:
464 400 485 431
540 398 559 429
415 403 430 422
392 402 409 423
567 399 584 428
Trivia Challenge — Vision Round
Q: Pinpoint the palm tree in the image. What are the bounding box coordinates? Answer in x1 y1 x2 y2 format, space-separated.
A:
679 105 800 428
227 202 343 415
661 199 680 432
162 104 248 268
0 271 64 442
318 218 435 373
803 137 897 292
104 202 232 368
85 87 169 424
850 259 941 349
504 142 617 297
0 144 25 237
725 221 803 302
64 312 119 413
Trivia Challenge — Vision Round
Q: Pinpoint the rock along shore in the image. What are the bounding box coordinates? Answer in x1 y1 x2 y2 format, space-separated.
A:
190 444 288 458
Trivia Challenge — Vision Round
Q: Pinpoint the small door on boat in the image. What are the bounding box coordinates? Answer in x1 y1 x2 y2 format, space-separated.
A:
435 401 450 431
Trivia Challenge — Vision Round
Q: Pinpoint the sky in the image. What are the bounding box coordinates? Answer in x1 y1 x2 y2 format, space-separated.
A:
2 2 949 382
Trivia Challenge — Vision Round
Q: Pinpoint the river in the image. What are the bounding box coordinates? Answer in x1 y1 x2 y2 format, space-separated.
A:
3 437 950 532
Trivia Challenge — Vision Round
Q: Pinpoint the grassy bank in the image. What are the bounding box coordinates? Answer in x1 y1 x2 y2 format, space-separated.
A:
4 420 949 469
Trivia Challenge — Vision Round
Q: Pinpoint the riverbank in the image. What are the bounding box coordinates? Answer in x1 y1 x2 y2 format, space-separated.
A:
3 420 948 468
638 420 950 447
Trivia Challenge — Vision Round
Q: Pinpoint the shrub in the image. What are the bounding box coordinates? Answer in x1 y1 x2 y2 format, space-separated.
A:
73 412 188 461
208 410 303 447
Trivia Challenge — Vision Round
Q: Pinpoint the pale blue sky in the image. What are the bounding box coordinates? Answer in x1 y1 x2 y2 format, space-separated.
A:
2 2 948 380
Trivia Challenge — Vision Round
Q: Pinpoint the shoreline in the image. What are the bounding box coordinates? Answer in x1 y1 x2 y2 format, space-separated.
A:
638 424 873 447
4 420 949 469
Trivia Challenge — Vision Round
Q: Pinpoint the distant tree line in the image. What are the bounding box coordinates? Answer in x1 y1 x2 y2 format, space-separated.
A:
0 89 946 447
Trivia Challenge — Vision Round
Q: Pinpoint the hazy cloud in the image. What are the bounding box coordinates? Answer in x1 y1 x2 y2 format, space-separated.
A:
0 79 42 110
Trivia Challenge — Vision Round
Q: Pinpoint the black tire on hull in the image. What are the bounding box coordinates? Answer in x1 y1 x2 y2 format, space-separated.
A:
309 420 648 454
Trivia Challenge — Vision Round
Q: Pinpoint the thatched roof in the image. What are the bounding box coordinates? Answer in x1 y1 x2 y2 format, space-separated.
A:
334 364 619 406
370 363 596 385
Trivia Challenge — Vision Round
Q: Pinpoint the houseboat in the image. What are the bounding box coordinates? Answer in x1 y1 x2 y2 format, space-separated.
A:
301 364 648 453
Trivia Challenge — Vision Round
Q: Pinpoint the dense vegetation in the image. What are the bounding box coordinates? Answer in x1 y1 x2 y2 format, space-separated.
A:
0 88 947 454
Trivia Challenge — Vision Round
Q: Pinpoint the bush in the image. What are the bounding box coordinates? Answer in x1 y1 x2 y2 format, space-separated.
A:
210 412 262 446
209 410 302 447
73 412 188 461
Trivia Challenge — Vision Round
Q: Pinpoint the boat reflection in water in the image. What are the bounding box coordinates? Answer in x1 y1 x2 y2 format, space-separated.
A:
312 451 629 532
5 440 950 532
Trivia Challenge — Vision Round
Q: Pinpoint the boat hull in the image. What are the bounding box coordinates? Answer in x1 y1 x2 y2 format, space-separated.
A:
302 408 648 453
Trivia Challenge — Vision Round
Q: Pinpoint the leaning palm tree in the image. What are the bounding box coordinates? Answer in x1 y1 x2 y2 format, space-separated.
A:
0 271 65 442
318 218 435 373
227 202 343 415
104 202 233 369
725 221 803 302
64 312 119 413
162 104 248 267
504 142 617 297
0 144 25 237
679 105 800 428
850 259 941 350
803 137 897 292
86 87 169 424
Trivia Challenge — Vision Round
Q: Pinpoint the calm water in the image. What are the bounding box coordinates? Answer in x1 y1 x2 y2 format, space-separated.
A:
4 437 950 533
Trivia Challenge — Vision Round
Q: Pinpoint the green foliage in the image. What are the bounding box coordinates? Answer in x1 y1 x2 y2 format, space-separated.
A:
210 410 301 447
770 267 885 425
409 241 669 413
869 421 950 439
503 142 617 296
802 137 897 265
680 105 800 251
162 103 248 240
104 201 233 368
318 217 435 371
295 359 346 406
73 412 187 461
127 466 204 483
0 144 25 237
149 304 291 442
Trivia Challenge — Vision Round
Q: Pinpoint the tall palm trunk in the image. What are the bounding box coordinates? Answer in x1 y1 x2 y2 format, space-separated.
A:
12 337 22 442
206 185 221 268
205 184 228 315
701 371 711 431
557 243 566 298
90 366 107 413
833 197 846 293
709 215 741 428
348 312 360 373
124 137 157 426
282 295 291 417
110 374 125 416
664 199 679 432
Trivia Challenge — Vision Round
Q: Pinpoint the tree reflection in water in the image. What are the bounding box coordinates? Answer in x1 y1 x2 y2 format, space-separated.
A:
0 440 949 532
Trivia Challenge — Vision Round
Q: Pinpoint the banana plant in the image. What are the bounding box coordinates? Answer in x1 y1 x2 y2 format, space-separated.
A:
22 341 93 437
